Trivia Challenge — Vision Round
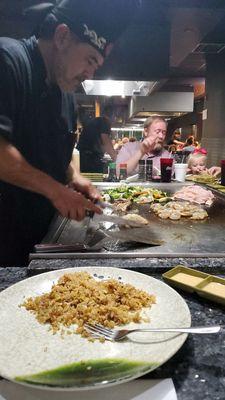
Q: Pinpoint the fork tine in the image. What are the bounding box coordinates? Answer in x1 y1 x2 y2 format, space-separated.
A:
95 324 114 335
84 326 105 338
84 324 102 334
84 324 114 340
85 323 114 335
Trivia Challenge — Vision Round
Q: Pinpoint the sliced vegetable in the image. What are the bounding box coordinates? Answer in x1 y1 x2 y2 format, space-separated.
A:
102 186 168 204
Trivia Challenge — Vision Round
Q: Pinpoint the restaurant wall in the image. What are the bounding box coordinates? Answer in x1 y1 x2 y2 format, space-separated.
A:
167 107 201 142
202 53 225 167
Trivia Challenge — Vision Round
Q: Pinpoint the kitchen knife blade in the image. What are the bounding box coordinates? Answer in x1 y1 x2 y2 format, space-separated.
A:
34 243 89 253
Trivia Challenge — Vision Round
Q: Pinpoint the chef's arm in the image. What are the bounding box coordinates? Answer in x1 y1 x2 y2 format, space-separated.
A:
66 163 75 183
0 136 101 219
0 136 60 197
101 133 117 161
67 162 100 200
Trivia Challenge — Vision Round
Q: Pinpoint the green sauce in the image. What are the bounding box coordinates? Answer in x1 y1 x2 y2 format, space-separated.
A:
16 358 157 387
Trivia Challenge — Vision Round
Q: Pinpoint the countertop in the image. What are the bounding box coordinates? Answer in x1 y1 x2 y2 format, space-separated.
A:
1 257 225 400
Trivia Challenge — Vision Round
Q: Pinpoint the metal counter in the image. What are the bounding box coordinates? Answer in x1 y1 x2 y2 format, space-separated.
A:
30 182 225 259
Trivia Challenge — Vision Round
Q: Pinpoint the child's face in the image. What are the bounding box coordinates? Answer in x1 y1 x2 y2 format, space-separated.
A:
191 156 206 174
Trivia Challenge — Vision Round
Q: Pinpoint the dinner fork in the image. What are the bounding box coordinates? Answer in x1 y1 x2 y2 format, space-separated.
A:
84 323 222 341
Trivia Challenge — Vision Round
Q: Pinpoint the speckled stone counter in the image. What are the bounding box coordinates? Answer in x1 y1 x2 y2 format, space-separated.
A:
1 257 225 400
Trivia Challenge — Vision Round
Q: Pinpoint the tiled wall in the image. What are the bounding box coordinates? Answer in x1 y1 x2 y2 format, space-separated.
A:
201 137 225 167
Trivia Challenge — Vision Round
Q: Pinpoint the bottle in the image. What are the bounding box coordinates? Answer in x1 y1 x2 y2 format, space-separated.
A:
71 147 80 172
102 159 109 181
119 163 127 181
108 162 118 182
146 159 153 181
138 160 145 181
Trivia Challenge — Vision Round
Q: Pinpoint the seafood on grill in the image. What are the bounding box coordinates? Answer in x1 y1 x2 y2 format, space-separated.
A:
151 201 208 221
122 213 149 226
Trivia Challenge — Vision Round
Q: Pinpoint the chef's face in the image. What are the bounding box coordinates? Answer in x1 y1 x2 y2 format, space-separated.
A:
145 120 167 152
191 156 207 174
53 25 104 92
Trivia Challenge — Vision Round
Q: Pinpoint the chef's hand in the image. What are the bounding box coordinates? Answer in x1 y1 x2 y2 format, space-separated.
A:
50 185 102 221
140 136 157 155
207 166 221 177
68 174 100 201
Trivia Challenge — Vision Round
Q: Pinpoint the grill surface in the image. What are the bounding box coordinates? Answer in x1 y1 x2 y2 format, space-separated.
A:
31 182 225 258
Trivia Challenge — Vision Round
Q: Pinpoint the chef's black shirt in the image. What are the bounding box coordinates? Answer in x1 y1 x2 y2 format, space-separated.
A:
0 36 75 266
77 116 111 172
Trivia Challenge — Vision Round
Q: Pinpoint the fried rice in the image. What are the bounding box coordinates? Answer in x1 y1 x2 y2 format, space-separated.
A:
21 272 156 340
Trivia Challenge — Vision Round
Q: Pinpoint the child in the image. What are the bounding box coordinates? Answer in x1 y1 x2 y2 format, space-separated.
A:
187 149 221 177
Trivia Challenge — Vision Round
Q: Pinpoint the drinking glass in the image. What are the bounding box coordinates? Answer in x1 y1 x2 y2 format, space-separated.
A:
174 163 188 182
160 158 173 182
221 160 225 186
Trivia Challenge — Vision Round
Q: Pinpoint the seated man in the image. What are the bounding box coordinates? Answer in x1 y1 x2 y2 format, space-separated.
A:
116 116 170 176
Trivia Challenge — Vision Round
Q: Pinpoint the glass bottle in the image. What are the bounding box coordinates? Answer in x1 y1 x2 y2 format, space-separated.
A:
119 163 127 180
108 162 118 182
146 159 153 181
71 147 80 172
138 160 145 181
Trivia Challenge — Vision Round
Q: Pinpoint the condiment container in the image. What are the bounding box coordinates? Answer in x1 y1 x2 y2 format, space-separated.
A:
138 160 145 181
108 162 118 182
196 276 225 306
71 147 80 172
163 265 225 306
119 163 127 180
146 159 153 181
162 266 209 293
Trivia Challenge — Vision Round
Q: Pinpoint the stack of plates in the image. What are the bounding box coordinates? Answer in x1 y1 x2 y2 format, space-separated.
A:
81 173 104 182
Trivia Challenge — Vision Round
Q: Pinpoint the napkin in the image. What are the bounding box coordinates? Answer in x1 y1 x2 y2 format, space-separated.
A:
0 378 177 400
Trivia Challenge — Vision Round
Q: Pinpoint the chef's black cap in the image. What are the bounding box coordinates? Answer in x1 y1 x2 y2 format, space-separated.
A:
24 0 138 57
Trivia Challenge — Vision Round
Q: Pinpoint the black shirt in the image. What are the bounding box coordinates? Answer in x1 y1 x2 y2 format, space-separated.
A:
77 116 111 156
0 36 75 266
77 116 111 172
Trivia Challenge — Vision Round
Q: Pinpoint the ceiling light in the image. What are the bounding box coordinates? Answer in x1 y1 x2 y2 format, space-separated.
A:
111 127 143 132
82 80 157 96
104 80 125 96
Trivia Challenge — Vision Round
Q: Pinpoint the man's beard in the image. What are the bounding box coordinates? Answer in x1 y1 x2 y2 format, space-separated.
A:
55 60 84 92
58 75 84 92
153 142 164 155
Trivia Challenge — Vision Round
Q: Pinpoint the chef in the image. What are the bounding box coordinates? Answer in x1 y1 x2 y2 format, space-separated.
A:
0 0 136 266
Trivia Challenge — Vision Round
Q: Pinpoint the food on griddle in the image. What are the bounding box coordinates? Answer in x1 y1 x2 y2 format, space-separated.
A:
167 211 181 220
207 183 225 193
172 185 214 206
122 213 149 225
186 173 218 184
151 201 208 220
112 199 132 213
102 186 168 205
21 272 156 341
190 210 208 220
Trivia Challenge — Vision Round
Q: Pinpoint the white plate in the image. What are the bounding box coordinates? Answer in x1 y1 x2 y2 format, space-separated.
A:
0 267 191 391
0 379 177 400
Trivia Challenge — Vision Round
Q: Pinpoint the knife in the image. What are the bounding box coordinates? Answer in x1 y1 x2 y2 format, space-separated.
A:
34 243 90 253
